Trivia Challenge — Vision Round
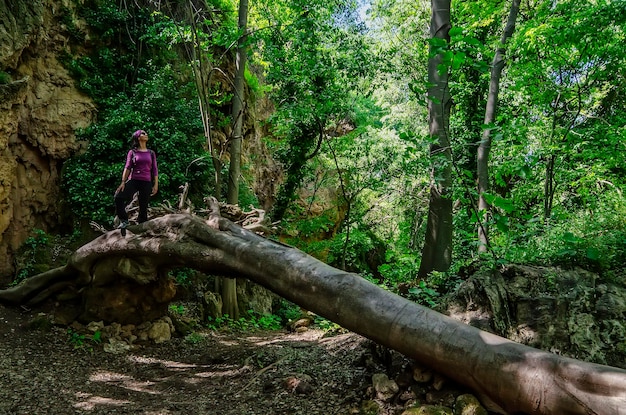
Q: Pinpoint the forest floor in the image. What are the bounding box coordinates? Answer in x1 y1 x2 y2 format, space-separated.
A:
0 304 423 415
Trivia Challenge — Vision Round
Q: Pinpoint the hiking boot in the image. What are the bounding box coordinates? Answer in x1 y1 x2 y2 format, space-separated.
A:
117 220 129 236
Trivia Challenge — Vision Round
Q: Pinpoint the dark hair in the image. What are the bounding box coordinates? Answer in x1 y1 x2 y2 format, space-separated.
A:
130 129 145 149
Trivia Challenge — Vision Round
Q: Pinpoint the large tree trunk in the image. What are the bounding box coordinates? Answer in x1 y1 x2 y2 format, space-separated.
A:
222 0 249 321
226 0 248 205
477 0 521 253
419 0 453 277
1 207 625 414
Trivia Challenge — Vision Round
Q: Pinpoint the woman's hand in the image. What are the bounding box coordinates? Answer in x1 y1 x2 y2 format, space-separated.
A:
151 184 158 196
115 182 125 195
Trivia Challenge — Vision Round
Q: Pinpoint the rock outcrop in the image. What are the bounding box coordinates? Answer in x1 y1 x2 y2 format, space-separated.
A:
443 264 626 369
0 0 96 279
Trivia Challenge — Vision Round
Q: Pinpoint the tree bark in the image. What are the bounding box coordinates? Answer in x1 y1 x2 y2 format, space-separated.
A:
419 0 453 277
226 0 249 205
222 0 249 321
1 209 625 414
477 0 521 253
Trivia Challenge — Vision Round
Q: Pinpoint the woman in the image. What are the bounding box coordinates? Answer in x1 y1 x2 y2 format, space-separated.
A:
114 129 159 229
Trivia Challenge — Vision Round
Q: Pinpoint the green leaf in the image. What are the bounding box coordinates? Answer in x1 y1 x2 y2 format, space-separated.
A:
562 232 581 244
518 165 531 179
449 27 463 38
586 247 600 260
484 194 515 213
462 36 482 47
452 52 466 70
493 197 514 213
494 215 509 232
428 37 448 48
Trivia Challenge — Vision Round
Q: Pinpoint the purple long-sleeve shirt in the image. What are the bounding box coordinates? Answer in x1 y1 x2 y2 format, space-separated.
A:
125 149 158 182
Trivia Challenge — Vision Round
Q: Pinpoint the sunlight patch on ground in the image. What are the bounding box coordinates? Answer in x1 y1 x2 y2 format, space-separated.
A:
215 338 242 347
127 355 248 380
89 370 160 394
89 371 133 382
128 355 207 370
250 330 324 346
318 333 365 351
73 392 131 410
194 365 252 379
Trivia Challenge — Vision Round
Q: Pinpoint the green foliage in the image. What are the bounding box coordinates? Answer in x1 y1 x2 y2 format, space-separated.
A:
170 268 196 288
59 6 86 42
237 178 261 210
0 71 11 84
487 193 626 280
280 211 336 259
406 280 440 308
67 329 85 348
327 227 376 272
244 67 265 97
62 83 209 223
13 229 51 286
67 328 102 352
15 0 626 325
255 0 375 219
313 316 343 333
23 229 49 249
169 304 186 315
184 332 206 344
274 299 303 323
295 213 336 239
206 310 283 331
378 251 420 285
254 313 283 330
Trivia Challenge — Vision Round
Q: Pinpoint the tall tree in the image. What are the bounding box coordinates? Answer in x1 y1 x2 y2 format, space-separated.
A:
418 0 453 277
223 0 250 320
476 0 521 253
226 0 249 206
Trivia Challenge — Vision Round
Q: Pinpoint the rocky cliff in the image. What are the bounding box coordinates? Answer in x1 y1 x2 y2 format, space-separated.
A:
0 0 96 279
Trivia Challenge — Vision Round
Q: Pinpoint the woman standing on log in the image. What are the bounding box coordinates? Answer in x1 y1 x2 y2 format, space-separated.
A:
114 129 159 231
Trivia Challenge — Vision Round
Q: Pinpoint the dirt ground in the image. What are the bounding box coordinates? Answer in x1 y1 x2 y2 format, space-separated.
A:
0 304 413 415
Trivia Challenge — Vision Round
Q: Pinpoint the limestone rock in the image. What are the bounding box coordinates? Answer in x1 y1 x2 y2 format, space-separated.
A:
147 318 174 344
412 364 434 383
442 265 626 369
103 338 132 354
372 373 399 402
0 0 96 280
454 394 487 415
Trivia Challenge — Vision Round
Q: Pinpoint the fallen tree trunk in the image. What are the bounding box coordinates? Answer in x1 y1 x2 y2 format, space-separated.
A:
1 208 625 414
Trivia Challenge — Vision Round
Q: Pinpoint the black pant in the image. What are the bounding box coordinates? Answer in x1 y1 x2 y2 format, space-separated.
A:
115 179 152 223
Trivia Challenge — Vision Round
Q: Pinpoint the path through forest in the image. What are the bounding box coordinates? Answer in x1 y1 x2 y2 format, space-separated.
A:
0 304 412 415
